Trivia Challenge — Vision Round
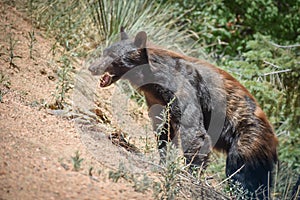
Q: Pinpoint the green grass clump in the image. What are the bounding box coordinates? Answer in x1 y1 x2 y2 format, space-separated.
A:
71 151 84 171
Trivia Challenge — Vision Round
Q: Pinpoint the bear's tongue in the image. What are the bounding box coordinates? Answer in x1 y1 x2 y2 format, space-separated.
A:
100 73 113 87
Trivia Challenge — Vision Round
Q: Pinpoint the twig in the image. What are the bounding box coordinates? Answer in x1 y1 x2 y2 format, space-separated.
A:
263 69 292 76
205 176 214 187
263 60 281 69
215 164 245 188
270 42 300 49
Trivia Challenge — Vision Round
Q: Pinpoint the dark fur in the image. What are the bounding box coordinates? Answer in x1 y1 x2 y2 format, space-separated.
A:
291 175 300 200
89 30 278 199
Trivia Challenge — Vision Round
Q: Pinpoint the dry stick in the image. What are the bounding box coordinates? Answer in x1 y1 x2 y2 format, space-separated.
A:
263 61 293 75
272 164 278 199
270 42 300 49
263 60 281 69
263 69 292 76
268 171 270 199
185 150 199 169
205 176 214 187
284 178 293 200
294 187 300 200
215 164 245 188
167 101 171 142
178 190 190 200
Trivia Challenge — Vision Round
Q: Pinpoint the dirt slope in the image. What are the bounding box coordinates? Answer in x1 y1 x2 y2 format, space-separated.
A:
0 3 152 200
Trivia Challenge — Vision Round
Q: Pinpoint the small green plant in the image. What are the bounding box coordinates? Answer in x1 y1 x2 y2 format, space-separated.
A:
225 179 254 199
27 30 36 59
52 54 73 109
7 32 21 70
157 143 182 200
71 151 84 171
155 97 176 145
108 163 153 193
108 162 132 183
132 173 152 193
140 125 154 154
152 98 183 199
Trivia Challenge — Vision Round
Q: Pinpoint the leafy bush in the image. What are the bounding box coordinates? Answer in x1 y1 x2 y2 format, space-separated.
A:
226 34 299 127
157 0 300 58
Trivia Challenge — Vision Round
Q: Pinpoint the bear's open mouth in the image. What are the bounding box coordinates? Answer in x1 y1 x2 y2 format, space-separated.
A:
100 72 114 87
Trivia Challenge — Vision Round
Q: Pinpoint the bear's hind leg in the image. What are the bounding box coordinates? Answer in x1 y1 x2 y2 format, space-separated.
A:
226 146 273 200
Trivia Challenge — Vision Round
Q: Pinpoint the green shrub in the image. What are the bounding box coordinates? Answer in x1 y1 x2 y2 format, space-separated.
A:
157 0 300 58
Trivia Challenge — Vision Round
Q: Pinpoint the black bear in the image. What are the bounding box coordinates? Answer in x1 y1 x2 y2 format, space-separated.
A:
88 28 278 199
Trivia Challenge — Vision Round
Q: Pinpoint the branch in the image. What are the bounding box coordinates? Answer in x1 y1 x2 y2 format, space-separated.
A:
263 61 281 69
262 61 292 76
270 42 300 49
263 69 292 76
215 164 245 188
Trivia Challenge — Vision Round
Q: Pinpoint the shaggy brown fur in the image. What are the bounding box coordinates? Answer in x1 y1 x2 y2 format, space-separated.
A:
88 29 278 199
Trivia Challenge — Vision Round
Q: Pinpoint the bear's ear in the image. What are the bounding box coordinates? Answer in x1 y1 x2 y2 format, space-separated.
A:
120 26 129 40
134 31 147 48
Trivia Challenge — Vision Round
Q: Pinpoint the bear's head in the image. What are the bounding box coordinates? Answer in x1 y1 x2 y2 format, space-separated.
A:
88 28 148 87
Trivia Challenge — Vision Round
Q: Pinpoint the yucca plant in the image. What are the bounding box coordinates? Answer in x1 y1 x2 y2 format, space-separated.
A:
84 0 208 57
26 0 207 59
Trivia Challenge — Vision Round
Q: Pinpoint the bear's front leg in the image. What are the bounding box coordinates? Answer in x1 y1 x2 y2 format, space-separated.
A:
179 125 211 170
175 97 212 170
